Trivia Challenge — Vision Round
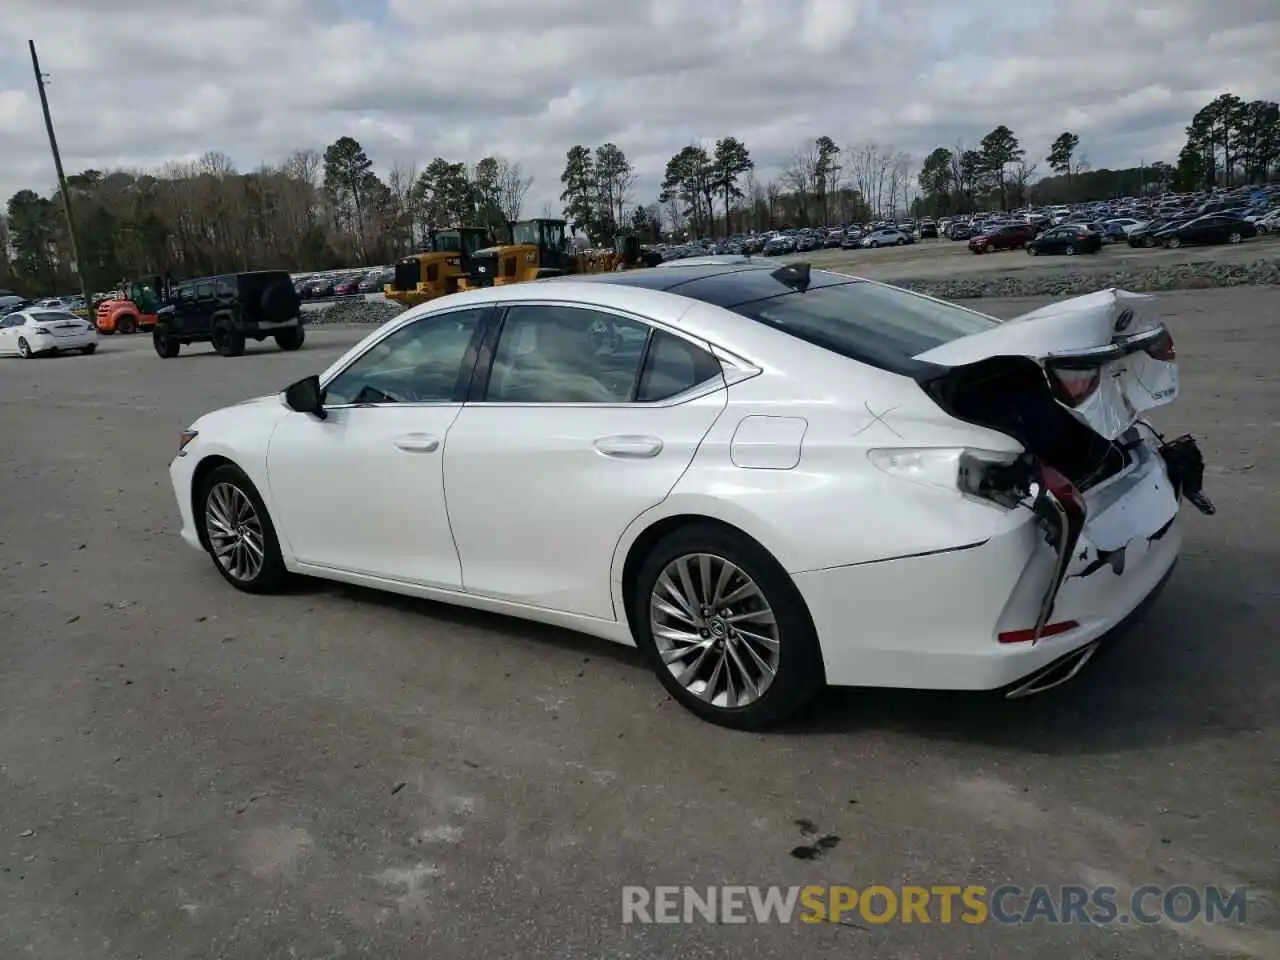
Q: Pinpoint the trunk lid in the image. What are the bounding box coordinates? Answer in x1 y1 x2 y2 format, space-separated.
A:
913 289 1177 440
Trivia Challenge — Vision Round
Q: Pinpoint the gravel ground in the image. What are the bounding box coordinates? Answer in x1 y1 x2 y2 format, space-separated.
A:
800 234 1280 298
0 287 1277 959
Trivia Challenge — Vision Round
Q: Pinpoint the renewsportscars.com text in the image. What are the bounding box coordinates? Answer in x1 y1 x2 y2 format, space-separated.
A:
621 884 1248 926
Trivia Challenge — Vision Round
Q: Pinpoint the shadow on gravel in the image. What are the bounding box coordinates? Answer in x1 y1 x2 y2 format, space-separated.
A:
788 545 1276 755
168 346 301 360
287 578 647 671
275 537 1276 756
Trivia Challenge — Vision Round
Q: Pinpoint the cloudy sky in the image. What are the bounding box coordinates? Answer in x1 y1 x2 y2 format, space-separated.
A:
1 0 1276 212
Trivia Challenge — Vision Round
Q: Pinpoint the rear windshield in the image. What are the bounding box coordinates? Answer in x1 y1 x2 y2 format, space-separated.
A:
32 311 78 322
728 280 998 374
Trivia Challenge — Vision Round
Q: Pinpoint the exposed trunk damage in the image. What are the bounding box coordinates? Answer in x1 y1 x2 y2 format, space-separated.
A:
913 289 1214 654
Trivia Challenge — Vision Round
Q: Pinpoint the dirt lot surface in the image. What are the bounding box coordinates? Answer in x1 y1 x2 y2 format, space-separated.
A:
804 233 1279 281
1 287 1277 959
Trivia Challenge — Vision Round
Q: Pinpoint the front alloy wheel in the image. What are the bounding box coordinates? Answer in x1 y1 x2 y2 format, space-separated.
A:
198 464 288 593
205 482 267 583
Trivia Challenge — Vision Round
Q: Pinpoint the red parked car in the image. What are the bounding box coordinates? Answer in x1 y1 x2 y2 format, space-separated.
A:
969 223 1038 253
332 277 361 296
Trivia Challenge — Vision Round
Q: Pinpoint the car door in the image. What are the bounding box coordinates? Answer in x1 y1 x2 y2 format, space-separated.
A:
442 302 728 620
264 306 489 587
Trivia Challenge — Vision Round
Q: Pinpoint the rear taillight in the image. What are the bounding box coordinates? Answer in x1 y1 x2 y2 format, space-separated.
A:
1049 366 1102 406
1041 465 1086 525
868 447 1033 510
1145 329 1176 361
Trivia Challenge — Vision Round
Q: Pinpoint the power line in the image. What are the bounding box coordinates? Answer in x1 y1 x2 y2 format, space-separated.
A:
29 39 95 315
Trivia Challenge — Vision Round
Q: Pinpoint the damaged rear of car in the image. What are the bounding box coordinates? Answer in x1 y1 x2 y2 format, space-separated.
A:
705 270 1213 701
910 289 1213 695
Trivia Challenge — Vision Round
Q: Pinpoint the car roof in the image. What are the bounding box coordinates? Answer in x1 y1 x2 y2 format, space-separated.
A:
549 261 856 308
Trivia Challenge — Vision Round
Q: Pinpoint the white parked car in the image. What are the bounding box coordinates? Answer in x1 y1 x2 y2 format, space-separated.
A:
169 263 1210 729
860 228 910 248
0 309 98 357
1254 209 1280 234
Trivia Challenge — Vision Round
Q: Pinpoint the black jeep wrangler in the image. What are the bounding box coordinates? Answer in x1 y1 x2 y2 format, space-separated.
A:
152 270 305 358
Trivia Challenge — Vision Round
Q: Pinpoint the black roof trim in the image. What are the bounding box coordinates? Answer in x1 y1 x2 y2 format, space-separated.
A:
552 262 858 307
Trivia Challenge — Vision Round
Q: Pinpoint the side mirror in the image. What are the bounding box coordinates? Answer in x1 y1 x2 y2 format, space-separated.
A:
284 375 327 419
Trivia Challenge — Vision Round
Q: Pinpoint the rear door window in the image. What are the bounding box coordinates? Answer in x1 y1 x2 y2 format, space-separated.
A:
636 330 722 402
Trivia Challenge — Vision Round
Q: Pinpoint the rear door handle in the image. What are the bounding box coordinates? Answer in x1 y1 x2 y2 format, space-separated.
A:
594 435 663 459
392 433 441 453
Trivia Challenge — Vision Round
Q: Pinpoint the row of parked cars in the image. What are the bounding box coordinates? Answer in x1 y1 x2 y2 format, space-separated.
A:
292 266 394 299
962 209 1267 258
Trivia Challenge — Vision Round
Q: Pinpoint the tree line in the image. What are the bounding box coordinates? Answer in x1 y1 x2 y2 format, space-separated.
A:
913 93 1279 217
1 91 1274 296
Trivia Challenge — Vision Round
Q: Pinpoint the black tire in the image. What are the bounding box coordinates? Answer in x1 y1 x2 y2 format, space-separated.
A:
895 238 905 246
81 344 97 355
1228 232 1242 244
117 314 137 335
153 328 180 358
196 463 289 594
1027 245 1038 256
17 337 33 359
211 318 245 357
1166 237 1181 249
260 280 301 324
631 523 825 730
1065 245 1076 256
274 326 305 351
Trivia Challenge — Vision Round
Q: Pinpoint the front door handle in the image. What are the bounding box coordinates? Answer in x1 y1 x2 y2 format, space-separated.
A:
392 433 441 453
594 435 663 459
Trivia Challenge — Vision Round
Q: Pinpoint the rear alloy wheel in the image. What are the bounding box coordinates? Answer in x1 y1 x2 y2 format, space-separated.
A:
1065 245 1076 256
211 319 245 357
633 524 824 730
198 464 288 593
1027 245 1039 256
1166 237 1182 249
274 326 305 351
895 238 905 246
17 337 33 358
1228 231 1242 244
81 344 97 355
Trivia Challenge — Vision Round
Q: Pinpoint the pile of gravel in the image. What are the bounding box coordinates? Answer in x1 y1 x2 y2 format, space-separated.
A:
894 257 1280 300
308 298 408 325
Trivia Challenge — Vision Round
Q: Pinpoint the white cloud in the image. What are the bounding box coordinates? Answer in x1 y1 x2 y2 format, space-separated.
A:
0 0 1275 211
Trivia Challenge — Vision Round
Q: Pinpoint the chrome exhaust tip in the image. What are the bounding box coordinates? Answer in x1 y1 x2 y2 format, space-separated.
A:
1005 640 1101 699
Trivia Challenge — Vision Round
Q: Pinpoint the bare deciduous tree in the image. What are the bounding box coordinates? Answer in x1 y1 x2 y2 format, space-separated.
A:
495 158 534 222
781 144 819 225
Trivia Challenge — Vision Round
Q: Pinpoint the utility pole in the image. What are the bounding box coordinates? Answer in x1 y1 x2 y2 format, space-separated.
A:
29 39 94 313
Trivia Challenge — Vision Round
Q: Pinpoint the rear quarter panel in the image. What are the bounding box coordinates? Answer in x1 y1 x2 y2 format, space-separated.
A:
609 324 1029 597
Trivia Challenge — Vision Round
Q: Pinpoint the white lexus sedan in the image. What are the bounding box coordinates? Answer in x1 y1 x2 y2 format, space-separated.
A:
0 309 99 357
169 262 1210 729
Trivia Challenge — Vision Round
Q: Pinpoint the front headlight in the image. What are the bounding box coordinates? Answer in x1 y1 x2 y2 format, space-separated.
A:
177 428 199 456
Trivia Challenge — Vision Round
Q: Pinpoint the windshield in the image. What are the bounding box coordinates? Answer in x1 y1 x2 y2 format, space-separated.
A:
729 279 998 374
434 232 462 253
512 222 541 245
